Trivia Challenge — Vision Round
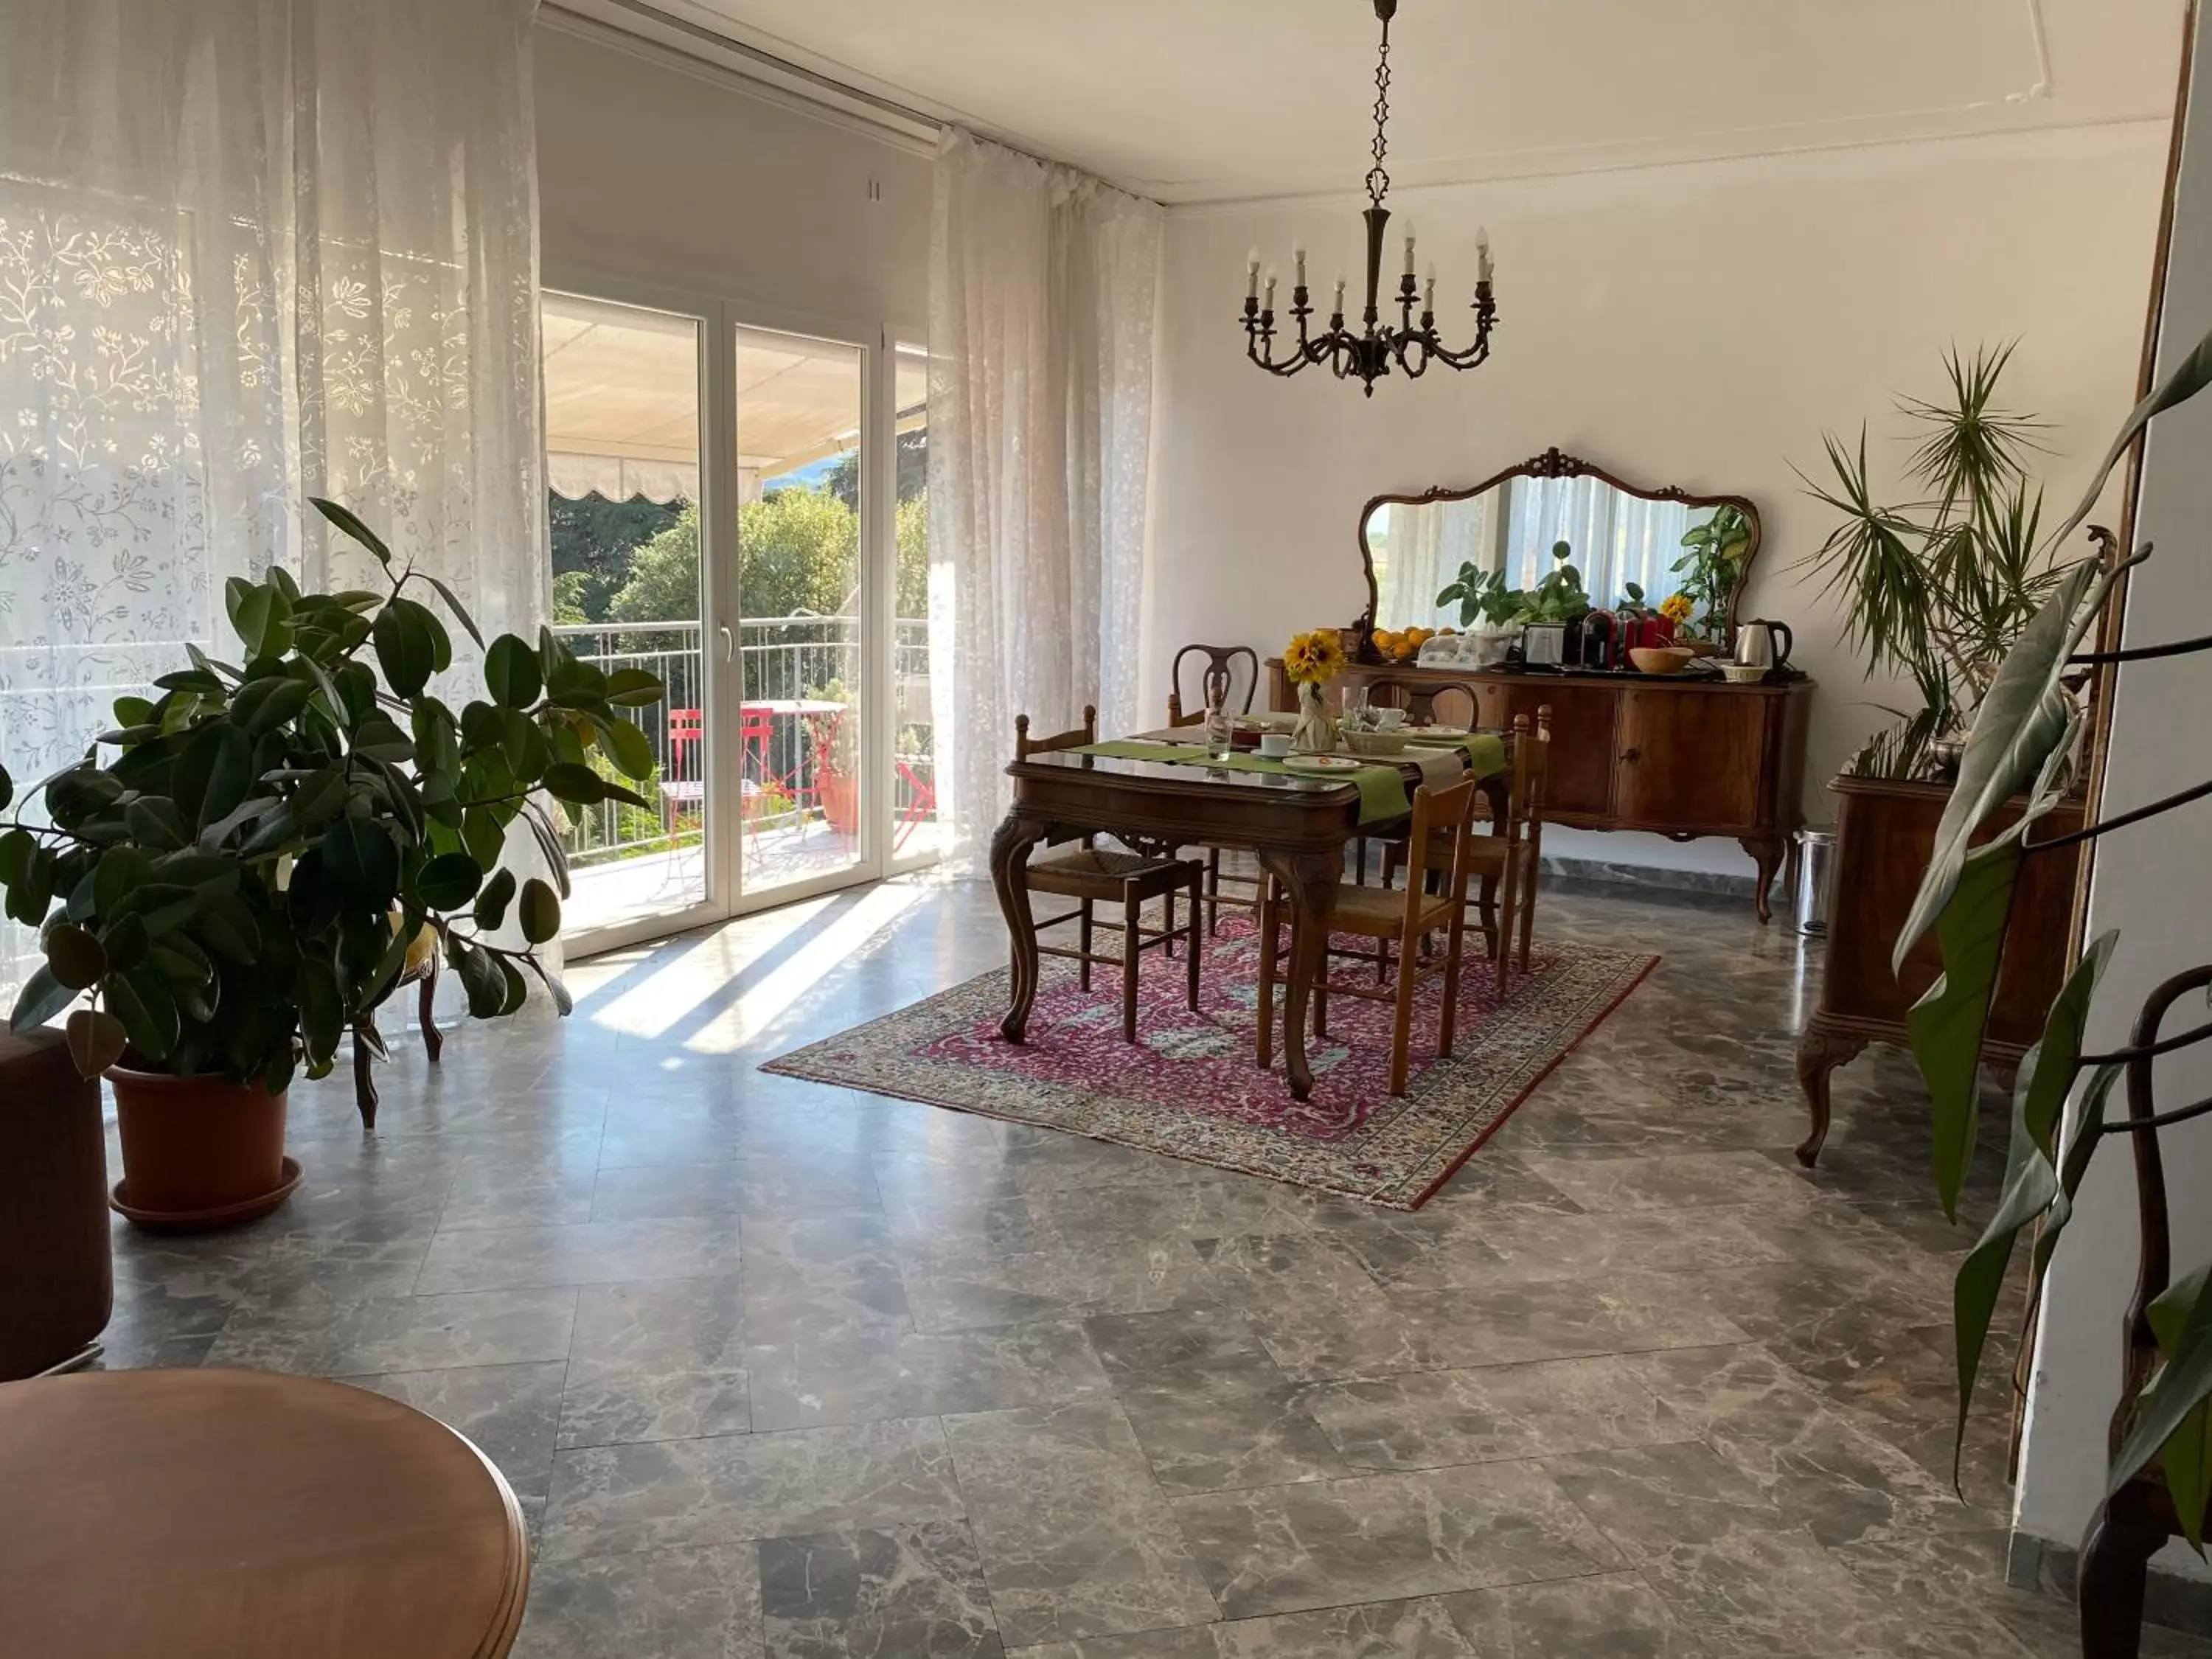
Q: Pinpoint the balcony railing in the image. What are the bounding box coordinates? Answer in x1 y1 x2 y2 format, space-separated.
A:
549 616 936 868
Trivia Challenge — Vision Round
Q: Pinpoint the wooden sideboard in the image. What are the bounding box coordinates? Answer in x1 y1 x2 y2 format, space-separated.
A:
1266 658 1814 919
1795 774 2084 1165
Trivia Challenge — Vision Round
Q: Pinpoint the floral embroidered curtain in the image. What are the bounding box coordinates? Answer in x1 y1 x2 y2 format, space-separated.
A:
0 0 543 984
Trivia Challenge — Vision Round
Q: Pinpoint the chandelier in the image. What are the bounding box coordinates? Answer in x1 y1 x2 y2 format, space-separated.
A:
1242 0 1497 397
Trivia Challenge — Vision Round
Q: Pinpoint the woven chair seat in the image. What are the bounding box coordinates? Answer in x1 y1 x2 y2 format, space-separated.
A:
1028 845 1194 901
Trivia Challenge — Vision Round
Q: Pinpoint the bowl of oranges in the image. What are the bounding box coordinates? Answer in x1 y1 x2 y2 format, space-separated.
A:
1371 625 1451 662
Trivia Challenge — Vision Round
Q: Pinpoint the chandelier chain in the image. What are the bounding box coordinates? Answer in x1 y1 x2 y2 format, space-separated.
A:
1365 16 1391 207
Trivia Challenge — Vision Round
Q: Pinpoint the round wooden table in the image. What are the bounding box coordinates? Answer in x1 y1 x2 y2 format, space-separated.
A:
0 1368 529 1659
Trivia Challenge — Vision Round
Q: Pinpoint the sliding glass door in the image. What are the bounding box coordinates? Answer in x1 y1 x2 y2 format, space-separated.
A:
731 325 868 901
542 288 931 954
541 293 716 942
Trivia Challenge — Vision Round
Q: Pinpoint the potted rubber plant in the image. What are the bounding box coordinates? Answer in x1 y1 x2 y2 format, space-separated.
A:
0 501 666 1229
809 678 861 838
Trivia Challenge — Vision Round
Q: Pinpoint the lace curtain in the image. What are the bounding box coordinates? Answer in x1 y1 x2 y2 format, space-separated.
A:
927 128 1162 870
1503 476 1692 608
1 0 544 987
1374 496 1492 631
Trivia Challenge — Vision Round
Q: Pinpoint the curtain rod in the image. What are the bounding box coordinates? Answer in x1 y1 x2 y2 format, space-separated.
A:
538 0 1157 202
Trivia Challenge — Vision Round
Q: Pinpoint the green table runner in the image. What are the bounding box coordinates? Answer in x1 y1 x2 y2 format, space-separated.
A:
1075 740 1409 823
1403 730 1509 779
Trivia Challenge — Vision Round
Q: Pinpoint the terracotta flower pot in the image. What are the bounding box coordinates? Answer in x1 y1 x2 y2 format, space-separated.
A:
819 768 860 837
108 1067 299 1232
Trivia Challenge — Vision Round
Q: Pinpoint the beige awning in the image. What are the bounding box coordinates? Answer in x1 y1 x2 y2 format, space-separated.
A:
543 294 928 506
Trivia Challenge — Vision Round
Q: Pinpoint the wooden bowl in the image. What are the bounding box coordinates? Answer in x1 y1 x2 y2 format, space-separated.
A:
1630 646 1695 675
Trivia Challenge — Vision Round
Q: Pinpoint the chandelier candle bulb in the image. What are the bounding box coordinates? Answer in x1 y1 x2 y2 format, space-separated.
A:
1332 276 1346 316
1476 227 1493 283
1263 271 1276 311
1293 244 1307 288
1402 224 1416 275
1247 248 1261 300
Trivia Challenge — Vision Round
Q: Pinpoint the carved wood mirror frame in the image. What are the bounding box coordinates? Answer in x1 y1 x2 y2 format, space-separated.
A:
1354 446 1762 663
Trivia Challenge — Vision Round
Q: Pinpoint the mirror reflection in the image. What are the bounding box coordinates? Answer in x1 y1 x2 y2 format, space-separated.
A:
1365 473 1750 645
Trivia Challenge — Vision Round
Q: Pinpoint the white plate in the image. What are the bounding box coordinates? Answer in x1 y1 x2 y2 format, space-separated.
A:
1281 754 1364 773
1407 726 1471 740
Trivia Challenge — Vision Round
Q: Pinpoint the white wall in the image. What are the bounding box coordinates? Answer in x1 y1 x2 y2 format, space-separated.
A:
535 18 930 336
1146 122 2171 875
2014 12 2212 1572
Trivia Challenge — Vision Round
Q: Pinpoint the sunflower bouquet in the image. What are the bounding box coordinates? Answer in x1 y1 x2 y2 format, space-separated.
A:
1282 629 1347 754
1282 628 1348 686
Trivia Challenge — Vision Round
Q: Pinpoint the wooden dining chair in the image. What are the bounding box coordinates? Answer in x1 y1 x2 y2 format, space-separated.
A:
1383 708 1553 995
1012 706 1203 1041
1346 676 1482 886
1163 644 1266 933
1164 643 1260 726
1259 774 1479 1096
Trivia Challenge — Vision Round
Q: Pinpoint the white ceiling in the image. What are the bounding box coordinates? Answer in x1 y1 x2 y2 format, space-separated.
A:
633 0 2185 204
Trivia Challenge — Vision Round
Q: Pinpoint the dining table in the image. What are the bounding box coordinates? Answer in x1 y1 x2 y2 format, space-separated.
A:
990 724 1511 1100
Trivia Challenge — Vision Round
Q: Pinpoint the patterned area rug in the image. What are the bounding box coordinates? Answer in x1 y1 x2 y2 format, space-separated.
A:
765 916 1657 1208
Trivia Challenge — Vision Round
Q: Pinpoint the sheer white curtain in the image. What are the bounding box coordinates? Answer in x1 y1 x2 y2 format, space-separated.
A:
927 128 1161 870
0 0 543 982
1375 495 1492 630
1503 476 1691 607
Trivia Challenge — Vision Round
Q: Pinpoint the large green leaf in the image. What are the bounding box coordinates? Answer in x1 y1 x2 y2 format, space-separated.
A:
311 496 394 566
10 965 76 1030
1895 561 2102 974
2119 1265 2212 1551
1944 931 2114 1475
2035 1061 2121 1293
518 877 560 945
416 852 484 912
2149 1267 2212 1552
603 717 656 783
484 634 542 709
373 597 439 698
2056 321 2212 550
1905 838 2023 1219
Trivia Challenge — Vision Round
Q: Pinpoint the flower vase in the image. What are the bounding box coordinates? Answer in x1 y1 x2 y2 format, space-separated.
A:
1290 683 1338 755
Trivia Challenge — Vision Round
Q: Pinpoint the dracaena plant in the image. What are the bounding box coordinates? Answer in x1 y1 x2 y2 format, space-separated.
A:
0 500 667 1093
1798 344 2064 778
1896 323 2212 1548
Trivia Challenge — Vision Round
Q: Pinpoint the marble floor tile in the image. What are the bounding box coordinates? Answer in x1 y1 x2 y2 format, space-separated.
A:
541 1418 964 1562
748 1321 1110 1431
943 1399 1220 1646
1248 1272 1748 1383
1115 1380 1350 1498
1626 1343 1987 1545
1443 1573 1693 1657
348 1360 568 1503
1081 1307 1290 1393
414 1215 745 1295
758 1520 1003 1657
514 1542 765 1659
204 1286 577 1377
1011 1594 1479 1656
1170 1461 1624 1620
1520 1148 1818 1213
1301 1354 1691 1470
897 1236 1206 1333
559 1276 751 1450
738 1209 914 1343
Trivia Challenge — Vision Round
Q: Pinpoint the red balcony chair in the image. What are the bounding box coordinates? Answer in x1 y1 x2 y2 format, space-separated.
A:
663 707 704 831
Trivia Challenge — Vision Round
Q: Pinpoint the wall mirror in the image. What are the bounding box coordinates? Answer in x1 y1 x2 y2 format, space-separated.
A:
1357 448 1760 655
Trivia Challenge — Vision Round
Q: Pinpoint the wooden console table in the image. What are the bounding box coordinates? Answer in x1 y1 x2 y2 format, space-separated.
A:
1795 774 2084 1165
1269 658 1813 919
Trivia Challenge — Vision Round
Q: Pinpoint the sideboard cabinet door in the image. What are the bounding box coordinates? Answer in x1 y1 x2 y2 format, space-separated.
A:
1475 681 1618 823
1612 689 1770 832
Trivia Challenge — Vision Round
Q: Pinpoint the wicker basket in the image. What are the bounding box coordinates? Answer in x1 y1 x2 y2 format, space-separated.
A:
1340 728 1411 757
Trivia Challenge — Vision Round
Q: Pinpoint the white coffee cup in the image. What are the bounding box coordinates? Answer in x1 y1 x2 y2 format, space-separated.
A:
1371 707 1406 729
1258 733 1293 759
